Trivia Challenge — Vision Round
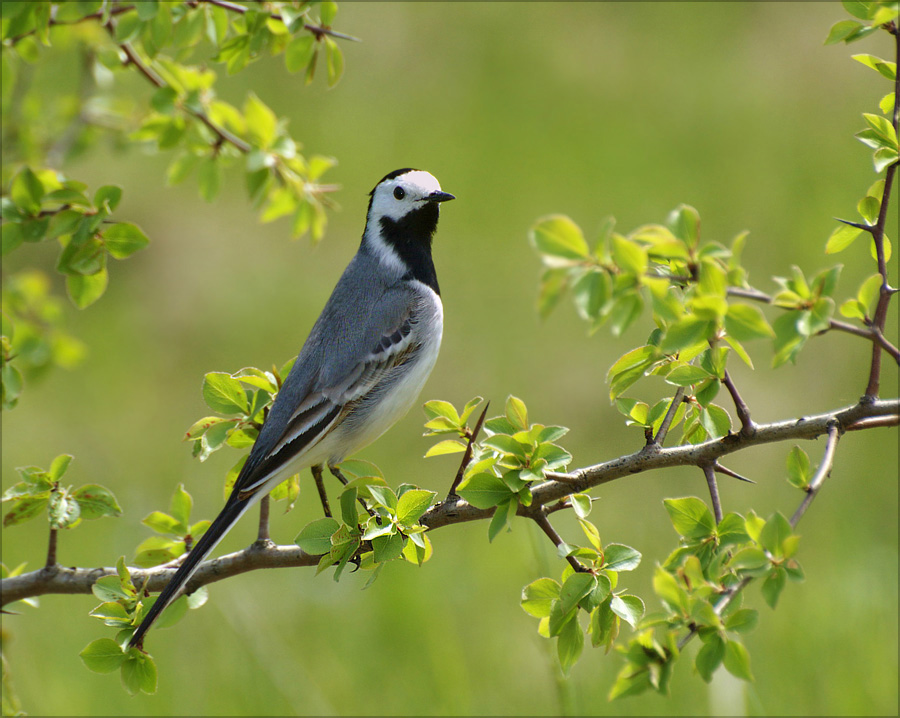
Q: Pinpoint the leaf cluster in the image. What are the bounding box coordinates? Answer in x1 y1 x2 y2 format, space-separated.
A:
607 497 803 699
1 453 121 531
520 498 644 677
295 460 436 586
79 556 208 695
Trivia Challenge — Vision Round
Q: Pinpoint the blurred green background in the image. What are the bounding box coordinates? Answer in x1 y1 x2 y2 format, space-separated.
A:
2 2 898 715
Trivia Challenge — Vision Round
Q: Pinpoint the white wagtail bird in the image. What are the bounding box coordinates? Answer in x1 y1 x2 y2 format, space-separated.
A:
129 169 453 648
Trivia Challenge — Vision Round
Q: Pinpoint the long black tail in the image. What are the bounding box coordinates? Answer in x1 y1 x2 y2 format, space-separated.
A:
128 494 253 649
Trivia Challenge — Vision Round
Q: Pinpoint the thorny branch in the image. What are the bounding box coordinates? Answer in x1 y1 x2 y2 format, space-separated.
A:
677 418 844 651
3 398 896 607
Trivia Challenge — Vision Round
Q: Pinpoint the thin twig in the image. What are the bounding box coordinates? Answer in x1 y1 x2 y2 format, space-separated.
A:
111 31 253 154
726 286 900 360
310 465 332 518
702 464 723 524
5 4 133 44
529 510 588 574
680 419 843 651
447 401 490 498
722 369 754 436
845 414 900 430
190 0 362 42
45 527 58 569
256 495 270 542
790 422 841 528
652 388 686 446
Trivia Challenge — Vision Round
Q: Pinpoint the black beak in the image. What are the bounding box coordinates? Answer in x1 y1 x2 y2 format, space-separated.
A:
427 191 455 203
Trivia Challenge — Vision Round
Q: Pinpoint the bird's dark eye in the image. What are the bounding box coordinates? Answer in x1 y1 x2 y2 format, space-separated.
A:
393 186 406 200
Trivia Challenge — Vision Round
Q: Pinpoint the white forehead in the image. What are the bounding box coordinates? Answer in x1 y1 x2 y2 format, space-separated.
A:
394 170 443 195
369 170 444 221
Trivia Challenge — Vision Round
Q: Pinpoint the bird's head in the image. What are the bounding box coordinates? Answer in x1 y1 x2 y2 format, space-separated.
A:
367 168 455 224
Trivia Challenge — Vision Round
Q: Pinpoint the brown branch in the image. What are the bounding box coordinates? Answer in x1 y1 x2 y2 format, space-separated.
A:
1 544 318 606
790 421 841 528
726 287 900 361
108 27 253 154
447 401 490 498
310 465 332 518
862 32 899 389
45 527 58 569
256 495 270 542
525 508 589 574
2 398 896 607
651 387 686 446
189 0 361 42
5 4 133 44
722 369 754 436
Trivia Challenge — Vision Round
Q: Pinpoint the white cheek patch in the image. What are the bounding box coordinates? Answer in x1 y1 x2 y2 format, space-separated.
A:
369 170 444 221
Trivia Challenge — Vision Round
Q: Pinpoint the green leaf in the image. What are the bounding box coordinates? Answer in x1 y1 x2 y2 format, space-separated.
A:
424 439 466 458
663 497 716 540
724 608 758 634
396 489 434 526
121 649 158 695
66 265 108 309
761 566 787 609
295 517 340 555
457 472 513 509
482 434 528 461
93 185 123 213
102 222 150 259
285 35 316 72
825 223 862 254
48 454 73 481
665 365 712 387
91 575 133 603
202 372 249 414
72 484 122 520
825 19 864 44
505 395 529 431
603 544 642 572
141 511 183 535
79 638 125 674
324 37 344 87
668 204 701 248
558 572 596 615
521 577 561 618
10 166 44 216
723 639 754 681
611 235 648 275
610 594 644 628
340 487 358 527
530 215 590 263
3 497 48 527
786 445 811 489
169 484 192 528
557 614 584 676
372 531 403 563
695 634 725 682
244 92 278 148
852 53 897 80
660 317 712 354
857 273 883 315
725 303 775 342
842 0 875 20
759 512 792 557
